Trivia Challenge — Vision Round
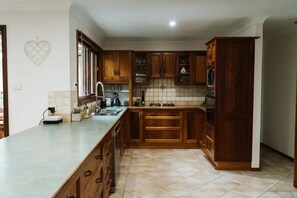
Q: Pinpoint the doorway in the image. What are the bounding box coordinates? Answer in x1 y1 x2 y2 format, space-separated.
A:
0 25 9 139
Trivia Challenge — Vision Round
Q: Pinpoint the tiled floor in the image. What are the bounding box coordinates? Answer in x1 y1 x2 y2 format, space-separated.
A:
110 146 297 198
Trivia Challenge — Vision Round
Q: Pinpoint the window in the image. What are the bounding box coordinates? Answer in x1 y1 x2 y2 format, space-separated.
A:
77 30 102 106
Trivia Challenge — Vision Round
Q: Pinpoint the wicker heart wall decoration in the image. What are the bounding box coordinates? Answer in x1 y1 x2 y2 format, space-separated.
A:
24 39 51 65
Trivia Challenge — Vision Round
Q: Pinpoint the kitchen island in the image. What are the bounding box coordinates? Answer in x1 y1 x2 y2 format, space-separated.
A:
0 107 128 198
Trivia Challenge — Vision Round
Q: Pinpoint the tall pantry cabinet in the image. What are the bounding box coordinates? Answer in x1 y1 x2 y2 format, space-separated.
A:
202 37 258 170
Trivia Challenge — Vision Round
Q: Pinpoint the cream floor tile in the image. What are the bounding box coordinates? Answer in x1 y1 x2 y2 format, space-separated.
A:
220 190 254 198
123 191 139 198
259 191 297 198
162 183 194 197
111 147 296 198
142 177 172 190
127 172 156 183
175 167 200 177
182 183 228 198
142 191 175 198
125 182 158 197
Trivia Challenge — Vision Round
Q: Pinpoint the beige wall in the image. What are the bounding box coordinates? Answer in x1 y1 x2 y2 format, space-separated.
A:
262 31 297 158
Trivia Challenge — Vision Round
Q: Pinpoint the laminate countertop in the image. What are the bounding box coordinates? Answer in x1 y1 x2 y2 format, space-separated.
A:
0 107 128 198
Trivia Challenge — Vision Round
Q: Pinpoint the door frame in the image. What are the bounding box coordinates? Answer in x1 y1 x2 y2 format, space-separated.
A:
0 25 9 137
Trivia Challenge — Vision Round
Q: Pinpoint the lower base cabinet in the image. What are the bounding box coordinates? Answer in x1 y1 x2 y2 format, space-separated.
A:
53 132 112 198
127 108 204 148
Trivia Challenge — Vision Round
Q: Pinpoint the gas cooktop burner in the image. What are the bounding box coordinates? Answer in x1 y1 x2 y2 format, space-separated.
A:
149 103 161 106
149 103 175 107
162 103 175 107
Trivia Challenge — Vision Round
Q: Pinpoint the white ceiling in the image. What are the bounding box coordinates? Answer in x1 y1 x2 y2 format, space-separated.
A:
74 0 297 39
0 0 297 39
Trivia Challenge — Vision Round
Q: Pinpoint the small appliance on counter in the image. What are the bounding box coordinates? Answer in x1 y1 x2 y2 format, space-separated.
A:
111 93 121 106
43 116 63 124
41 107 63 124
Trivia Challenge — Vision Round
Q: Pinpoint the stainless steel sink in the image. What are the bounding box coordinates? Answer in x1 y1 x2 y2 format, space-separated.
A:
95 108 122 116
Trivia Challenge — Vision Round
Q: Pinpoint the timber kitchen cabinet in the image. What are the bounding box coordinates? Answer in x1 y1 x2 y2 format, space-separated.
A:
128 109 143 144
203 37 257 170
184 110 198 144
150 52 175 78
175 51 206 85
54 132 112 198
127 108 203 148
102 51 132 83
194 51 207 85
133 52 150 85
144 110 183 143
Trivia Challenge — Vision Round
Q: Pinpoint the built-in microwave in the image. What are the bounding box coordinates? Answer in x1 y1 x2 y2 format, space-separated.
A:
207 68 215 87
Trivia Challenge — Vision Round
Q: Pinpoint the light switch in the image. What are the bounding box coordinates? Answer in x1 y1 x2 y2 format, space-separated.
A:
12 84 22 91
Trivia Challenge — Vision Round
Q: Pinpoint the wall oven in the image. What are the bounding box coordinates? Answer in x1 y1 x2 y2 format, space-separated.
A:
206 88 215 126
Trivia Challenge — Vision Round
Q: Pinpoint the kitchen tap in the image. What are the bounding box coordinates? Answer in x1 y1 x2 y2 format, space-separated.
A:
95 81 105 113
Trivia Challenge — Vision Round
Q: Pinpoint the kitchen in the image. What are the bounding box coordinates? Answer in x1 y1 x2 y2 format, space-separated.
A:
0 0 297 197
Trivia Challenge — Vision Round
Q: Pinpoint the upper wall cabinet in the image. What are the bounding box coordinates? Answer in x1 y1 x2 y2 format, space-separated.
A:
133 52 149 85
150 52 175 78
102 51 132 84
175 51 206 86
194 51 207 85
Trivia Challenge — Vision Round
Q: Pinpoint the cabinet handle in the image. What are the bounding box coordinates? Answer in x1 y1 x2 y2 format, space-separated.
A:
114 69 117 76
95 155 101 160
117 69 120 76
106 179 111 185
84 170 92 177
106 166 111 171
96 178 103 184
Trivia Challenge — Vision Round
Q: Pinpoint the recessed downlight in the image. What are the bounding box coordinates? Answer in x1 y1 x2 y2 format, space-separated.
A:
169 20 176 27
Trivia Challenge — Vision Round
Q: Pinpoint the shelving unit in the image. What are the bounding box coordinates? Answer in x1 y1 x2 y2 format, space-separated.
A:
133 52 149 84
176 52 191 85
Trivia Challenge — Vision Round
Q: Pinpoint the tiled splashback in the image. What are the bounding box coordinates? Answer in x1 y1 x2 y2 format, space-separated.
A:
48 91 72 122
133 79 206 106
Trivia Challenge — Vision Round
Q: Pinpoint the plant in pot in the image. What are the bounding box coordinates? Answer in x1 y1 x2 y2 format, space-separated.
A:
72 108 82 122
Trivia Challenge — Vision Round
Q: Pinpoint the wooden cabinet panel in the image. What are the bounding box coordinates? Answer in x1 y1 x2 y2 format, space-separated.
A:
198 110 206 149
55 179 79 198
150 52 162 78
150 52 175 78
102 51 132 83
144 110 182 143
184 110 198 144
194 52 207 85
129 110 143 143
203 37 256 170
163 52 175 78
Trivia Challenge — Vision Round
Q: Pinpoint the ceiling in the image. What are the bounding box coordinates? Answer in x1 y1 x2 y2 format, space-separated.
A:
0 0 297 39
74 0 297 39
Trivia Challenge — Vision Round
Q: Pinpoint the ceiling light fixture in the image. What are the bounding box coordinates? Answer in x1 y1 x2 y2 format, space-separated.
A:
169 21 176 27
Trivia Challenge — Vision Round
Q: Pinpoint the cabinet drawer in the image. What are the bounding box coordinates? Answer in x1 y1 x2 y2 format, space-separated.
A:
145 111 181 116
80 145 103 194
145 119 181 127
84 166 104 198
103 171 112 198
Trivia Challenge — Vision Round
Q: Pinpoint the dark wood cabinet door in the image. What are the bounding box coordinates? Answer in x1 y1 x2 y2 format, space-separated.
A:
129 110 143 143
102 51 117 82
184 110 198 144
198 110 206 148
194 52 207 85
162 52 175 78
118 51 132 82
150 52 162 78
